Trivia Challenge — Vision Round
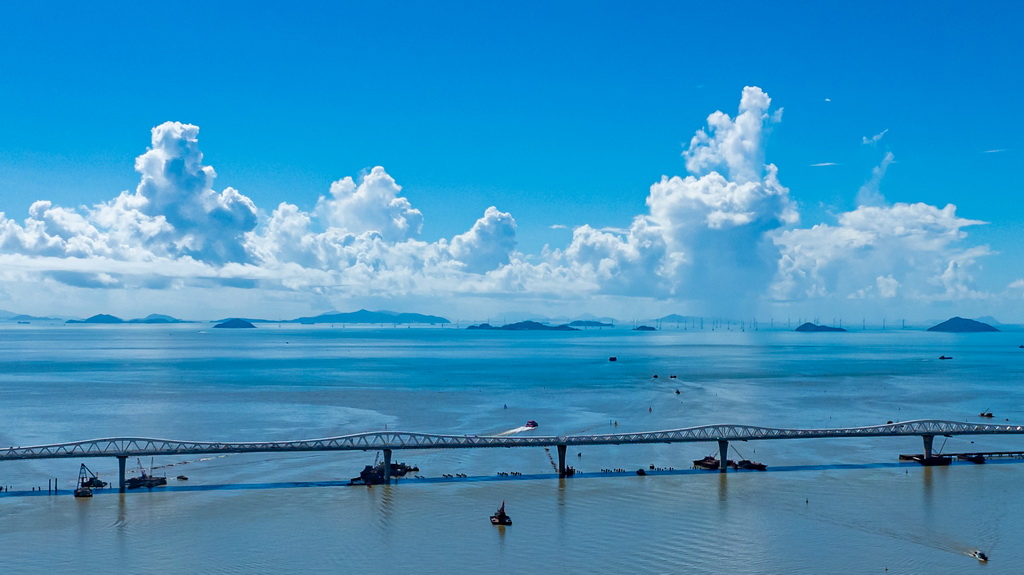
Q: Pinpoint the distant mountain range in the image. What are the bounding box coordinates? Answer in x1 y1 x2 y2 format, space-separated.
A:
62 309 451 325
289 309 449 325
0 309 62 322
66 313 196 324
4 308 1019 331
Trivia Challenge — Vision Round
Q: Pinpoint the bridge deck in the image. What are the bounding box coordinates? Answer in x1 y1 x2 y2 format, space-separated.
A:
2 420 1022 461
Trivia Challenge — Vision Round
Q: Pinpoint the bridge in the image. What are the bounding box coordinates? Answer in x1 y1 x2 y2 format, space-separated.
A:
3 420 1022 491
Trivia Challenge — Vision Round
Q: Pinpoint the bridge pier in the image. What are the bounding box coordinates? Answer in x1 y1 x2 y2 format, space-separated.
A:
557 444 567 477
117 455 127 492
922 434 934 459
383 449 392 484
718 439 729 473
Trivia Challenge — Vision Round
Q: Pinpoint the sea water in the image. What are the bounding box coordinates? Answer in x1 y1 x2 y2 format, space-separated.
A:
1 324 1022 573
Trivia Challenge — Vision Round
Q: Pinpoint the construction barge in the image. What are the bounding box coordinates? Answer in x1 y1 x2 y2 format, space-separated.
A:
899 450 1024 465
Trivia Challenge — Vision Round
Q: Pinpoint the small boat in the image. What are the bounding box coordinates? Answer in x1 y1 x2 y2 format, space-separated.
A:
957 454 986 464
939 355 952 360
176 475 189 480
73 486 93 498
490 501 512 526
971 550 988 563
524 420 538 429
980 411 994 418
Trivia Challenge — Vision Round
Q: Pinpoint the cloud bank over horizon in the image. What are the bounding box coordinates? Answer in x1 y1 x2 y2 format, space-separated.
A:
0 87 1011 320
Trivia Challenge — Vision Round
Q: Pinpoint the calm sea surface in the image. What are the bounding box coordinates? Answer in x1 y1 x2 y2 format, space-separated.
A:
1 324 1023 573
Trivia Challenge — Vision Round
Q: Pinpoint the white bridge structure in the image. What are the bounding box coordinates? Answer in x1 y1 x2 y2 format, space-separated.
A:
3 420 1022 490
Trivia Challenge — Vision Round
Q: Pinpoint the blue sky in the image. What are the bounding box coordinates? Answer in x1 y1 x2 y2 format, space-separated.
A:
0 2 1021 322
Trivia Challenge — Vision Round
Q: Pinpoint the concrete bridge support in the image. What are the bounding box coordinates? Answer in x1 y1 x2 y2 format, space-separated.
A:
557 444 567 477
117 455 127 492
383 449 392 484
922 434 934 459
718 439 729 473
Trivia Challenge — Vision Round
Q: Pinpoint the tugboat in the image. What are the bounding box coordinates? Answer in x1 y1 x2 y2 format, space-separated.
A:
971 550 989 563
125 458 168 489
490 501 512 526
524 420 538 429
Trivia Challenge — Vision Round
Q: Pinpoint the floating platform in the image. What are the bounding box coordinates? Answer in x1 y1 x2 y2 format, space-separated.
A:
900 451 1024 462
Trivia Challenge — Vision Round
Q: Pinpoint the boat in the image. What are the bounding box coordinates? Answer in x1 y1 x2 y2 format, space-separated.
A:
912 455 952 466
980 411 994 418
693 454 737 470
971 550 988 562
939 355 952 360
524 420 538 428
957 454 986 464
125 458 167 489
693 456 719 470
73 463 101 497
77 463 108 488
490 501 512 526
736 459 767 471
348 458 420 485
176 475 189 480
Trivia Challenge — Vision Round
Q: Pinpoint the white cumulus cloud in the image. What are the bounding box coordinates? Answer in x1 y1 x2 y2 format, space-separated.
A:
774 202 989 304
0 88 1005 320
314 166 423 242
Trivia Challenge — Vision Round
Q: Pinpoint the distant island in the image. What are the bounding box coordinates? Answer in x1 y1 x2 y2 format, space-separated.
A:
130 313 192 324
927 317 998 333
213 318 256 329
66 314 125 324
290 309 449 325
467 321 578 331
568 320 613 328
795 322 847 332
633 325 657 331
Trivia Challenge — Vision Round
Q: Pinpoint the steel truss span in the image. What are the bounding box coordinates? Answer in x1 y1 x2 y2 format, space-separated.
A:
2 420 1023 461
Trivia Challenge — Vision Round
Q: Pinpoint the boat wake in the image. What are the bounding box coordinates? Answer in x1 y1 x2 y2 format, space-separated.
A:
494 426 532 436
